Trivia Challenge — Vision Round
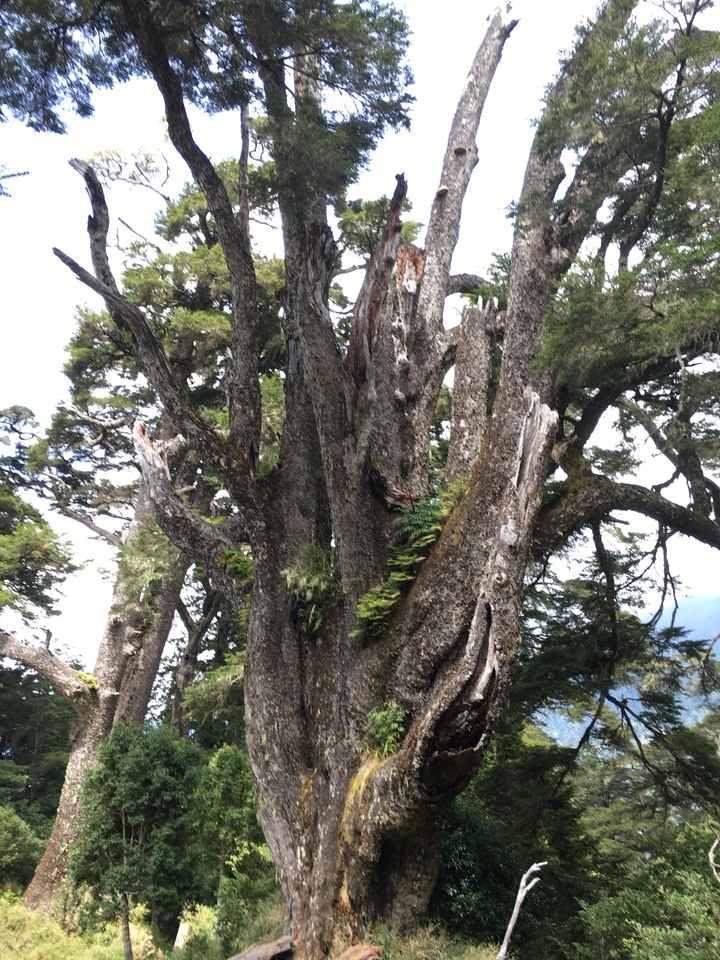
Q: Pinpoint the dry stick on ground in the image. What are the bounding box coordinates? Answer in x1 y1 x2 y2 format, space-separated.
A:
709 837 720 885
496 861 548 960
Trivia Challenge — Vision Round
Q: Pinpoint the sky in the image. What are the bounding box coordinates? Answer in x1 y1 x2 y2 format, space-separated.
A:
1 0 719 665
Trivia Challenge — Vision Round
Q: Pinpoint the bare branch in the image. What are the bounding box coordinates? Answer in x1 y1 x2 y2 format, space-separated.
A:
419 11 517 332
496 861 548 960
53 168 214 452
709 837 720 885
0 631 92 710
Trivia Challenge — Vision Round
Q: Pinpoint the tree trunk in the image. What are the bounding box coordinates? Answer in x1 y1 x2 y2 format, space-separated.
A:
120 892 134 960
22 479 188 914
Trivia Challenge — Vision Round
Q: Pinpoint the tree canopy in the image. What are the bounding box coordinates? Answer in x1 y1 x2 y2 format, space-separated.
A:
1 2 720 959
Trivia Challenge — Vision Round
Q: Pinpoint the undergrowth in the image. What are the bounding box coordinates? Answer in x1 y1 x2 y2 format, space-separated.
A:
371 923 499 960
176 894 285 959
0 892 126 959
0 892 503 960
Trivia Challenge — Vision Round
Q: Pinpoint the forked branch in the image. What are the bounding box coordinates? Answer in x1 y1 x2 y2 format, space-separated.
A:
496 861 548 960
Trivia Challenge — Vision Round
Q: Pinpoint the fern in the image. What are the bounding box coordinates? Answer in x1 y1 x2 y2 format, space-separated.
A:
364 701 406 757
353 480 465 640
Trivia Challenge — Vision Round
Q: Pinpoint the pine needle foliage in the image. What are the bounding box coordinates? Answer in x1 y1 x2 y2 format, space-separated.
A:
353 480 466 640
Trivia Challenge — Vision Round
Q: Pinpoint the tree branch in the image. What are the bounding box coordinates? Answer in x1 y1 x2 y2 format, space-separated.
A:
446 300 499 481
119 1 262 469
54 238 208 441
709 837 720 886
418 10 517 333
132 422 249 601
0 631 92 709
535 473 720 554
496 861 547 960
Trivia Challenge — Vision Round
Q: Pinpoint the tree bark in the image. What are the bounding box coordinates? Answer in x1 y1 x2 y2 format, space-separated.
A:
120 891 134 960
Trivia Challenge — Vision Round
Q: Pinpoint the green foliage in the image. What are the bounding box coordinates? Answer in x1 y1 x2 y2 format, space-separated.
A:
115 518 180 620
75 671 99 691
575 823 720 960
431 720 601 959
181 649 247 747
0 805 44 887
0 407 75 620
0 663 74 835
72 723 208 939
364 701 405 757
520 537 720 817
353 481 465 640
3 2 413 209
218 548 254 585
175 894 287 960
0 892 126 959
464 252 511 312
336 194 420 259
193 744 277 950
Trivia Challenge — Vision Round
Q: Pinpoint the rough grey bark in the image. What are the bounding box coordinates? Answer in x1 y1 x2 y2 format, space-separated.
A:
54 3 720 957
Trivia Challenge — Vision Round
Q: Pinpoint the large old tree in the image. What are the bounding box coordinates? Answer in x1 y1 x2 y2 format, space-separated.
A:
3 0 720 956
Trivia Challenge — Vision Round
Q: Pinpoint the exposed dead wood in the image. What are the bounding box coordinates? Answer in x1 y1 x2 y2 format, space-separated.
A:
228 935 294 960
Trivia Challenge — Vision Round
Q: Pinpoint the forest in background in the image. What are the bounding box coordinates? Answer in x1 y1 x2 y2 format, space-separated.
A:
2 1 720 958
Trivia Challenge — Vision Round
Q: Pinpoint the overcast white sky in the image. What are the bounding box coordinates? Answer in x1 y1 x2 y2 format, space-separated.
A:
1 0 718 664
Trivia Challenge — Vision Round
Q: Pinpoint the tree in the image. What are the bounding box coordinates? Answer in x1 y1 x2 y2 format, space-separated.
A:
71 722 206 956
576 822 720 960
5 2 720 957
0 407 74 624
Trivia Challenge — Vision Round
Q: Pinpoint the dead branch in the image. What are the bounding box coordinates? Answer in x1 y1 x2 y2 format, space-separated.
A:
709 836 720 885
496 861 548 960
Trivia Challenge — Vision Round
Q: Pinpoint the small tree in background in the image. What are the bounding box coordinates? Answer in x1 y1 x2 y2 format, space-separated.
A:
71 723 207 956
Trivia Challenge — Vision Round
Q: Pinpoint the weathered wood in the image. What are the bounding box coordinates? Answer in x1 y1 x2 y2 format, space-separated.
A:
228 935 294 960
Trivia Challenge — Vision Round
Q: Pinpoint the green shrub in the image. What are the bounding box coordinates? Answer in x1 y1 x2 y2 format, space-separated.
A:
0 804 44 888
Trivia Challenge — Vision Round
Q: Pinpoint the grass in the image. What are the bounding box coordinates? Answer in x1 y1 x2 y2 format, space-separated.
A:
1 892 501 960
0 893 126 959
371 923 499 960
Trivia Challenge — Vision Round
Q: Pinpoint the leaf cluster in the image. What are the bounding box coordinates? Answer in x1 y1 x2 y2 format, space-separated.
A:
353 481 465 640
2 1 413 208
363 700 405 757
0 408 75 620
335 194 420 260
